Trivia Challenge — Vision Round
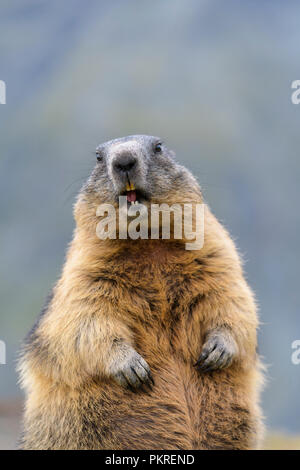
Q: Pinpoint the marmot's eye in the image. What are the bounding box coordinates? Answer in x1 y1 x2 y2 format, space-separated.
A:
96 150 103 162
154 143 162 154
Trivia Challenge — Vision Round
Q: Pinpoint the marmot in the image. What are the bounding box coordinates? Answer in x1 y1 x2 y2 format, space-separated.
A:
18 135 264 450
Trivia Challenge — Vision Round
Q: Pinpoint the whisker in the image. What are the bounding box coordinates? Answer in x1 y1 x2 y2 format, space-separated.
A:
63 176 88 194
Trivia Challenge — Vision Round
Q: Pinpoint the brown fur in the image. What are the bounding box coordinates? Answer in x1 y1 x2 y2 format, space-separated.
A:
18 138 263 450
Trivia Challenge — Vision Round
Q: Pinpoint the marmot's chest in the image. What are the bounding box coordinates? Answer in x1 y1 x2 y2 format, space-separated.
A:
122 262 205 360
120 256 204 324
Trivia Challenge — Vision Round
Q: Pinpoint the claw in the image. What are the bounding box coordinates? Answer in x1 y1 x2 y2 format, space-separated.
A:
195 331 237 373
112 348 154 392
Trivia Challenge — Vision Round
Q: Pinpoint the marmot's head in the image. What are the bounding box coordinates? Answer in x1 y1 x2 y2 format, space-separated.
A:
81 135 201 207
75 135 203 247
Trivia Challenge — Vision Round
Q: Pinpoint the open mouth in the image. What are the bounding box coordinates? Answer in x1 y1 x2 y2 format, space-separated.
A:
126 182 138 205
119 182 149 205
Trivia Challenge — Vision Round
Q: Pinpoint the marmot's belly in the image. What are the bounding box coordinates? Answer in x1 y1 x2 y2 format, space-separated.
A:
91 363 256 449
37 359 255 450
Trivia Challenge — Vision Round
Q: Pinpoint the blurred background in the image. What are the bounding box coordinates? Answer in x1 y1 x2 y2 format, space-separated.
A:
1 0 300 449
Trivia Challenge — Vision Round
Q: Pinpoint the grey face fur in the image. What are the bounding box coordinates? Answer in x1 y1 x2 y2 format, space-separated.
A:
83 135 199 205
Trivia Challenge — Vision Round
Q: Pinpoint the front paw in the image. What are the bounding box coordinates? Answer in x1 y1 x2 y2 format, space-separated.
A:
112 347 154 391
194 330 238 372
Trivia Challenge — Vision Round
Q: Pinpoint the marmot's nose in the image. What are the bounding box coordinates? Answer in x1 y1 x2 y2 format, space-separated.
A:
113 153 137 174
